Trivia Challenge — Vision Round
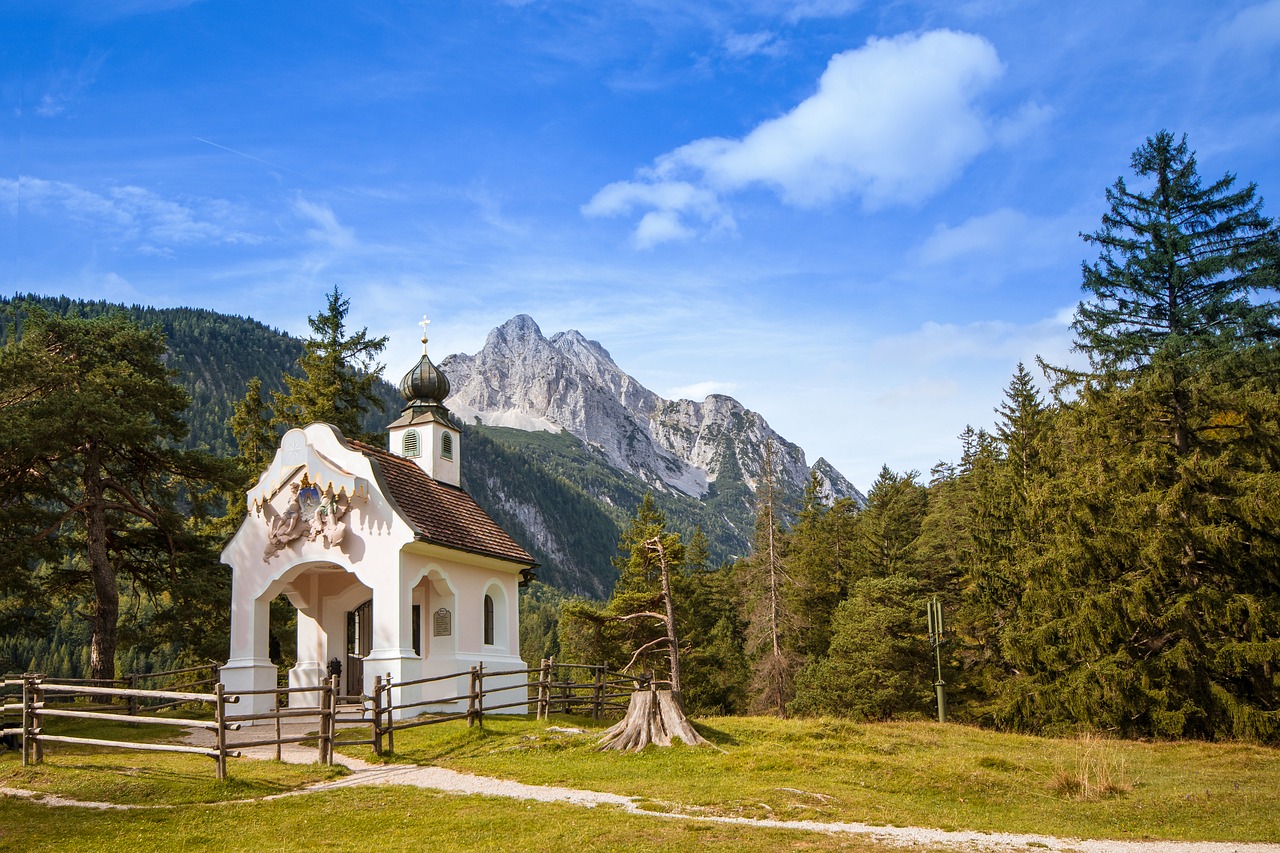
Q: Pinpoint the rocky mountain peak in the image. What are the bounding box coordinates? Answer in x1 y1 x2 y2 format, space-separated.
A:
442 315 862 504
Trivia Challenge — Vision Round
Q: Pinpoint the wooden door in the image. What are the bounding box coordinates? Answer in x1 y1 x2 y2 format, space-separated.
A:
346 600 372 696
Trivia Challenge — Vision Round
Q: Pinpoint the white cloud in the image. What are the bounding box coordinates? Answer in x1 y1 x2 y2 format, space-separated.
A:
785 0 863 22
1215 0 1280 52
668 380 739 400
873 377 959 406
36 94 66 118
583 178 733 248
0 176 260 248
723 31 787 58
585 30 1010 245
294 198 356 250
873 312 1075 368
918 207 1076 268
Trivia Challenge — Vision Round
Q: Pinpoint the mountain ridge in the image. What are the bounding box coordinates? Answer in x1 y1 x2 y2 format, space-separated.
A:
3 296 864 598
441 314 864 507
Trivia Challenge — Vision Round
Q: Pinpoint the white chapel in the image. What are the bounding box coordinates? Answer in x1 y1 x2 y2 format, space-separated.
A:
219 322 537 718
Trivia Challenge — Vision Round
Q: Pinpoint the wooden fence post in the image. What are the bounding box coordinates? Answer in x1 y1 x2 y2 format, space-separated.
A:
544 657 554 719
274 689 283 762
128 673 139 716
466 668 477 728
381 666 391 753
536 658 547 720
214 682 228 781
317 675 329 765
21 675 33 767
593 665 604 720
32 677 43 764
372 675 384 755
475 663 485 730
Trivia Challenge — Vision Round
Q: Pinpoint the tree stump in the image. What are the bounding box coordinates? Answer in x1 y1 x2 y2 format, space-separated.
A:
596 684 710 752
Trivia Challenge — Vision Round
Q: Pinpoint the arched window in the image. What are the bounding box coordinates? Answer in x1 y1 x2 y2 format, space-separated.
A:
483 594 495 646
441 431 454 461
403 429 421 458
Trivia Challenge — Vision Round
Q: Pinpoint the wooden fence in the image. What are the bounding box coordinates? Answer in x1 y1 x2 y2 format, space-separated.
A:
366 658 639 754
5 673 243 780
0 659 643 770
1 670 354 780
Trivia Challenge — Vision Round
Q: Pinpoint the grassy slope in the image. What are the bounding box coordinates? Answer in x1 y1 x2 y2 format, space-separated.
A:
2 716 1277 849
0 790 884 853
341 715 1280 843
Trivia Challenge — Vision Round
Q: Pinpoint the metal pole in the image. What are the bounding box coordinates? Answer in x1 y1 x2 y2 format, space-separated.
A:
928 597 947 724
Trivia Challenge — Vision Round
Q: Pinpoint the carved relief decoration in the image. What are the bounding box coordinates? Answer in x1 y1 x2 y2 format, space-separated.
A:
262 473 354 561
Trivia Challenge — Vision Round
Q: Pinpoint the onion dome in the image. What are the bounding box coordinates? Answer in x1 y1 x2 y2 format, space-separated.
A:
399 347 450 406
390 315 459 430
399 315 451 405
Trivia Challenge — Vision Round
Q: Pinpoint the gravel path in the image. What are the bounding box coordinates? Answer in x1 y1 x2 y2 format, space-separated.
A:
4 721 1275 853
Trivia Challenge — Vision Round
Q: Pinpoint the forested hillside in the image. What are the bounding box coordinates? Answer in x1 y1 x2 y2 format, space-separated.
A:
1 296 307 457
0 294 748 597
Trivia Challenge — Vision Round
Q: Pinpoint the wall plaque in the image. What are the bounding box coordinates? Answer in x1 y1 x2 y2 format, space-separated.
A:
432 607 452 637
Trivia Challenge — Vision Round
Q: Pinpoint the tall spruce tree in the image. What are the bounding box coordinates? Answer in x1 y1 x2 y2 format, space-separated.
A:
1002 132 1280 741
676 526 750 715
1075 130 1279 375
785 473 857 661
994 363 1049 510
272 286 389 443
792 467 933 719
0 307 233 681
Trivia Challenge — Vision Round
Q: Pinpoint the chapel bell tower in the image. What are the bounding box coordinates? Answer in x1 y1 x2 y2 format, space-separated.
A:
388 315 461 486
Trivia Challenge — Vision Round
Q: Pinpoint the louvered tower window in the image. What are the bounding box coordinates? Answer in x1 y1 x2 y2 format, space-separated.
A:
441 431 454 460
403 429 421 458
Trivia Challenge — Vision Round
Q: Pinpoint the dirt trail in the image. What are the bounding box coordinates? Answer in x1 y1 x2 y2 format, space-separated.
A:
3 720 1275 853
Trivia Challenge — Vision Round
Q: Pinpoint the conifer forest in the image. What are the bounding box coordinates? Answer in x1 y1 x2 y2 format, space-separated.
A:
2 132 1279 743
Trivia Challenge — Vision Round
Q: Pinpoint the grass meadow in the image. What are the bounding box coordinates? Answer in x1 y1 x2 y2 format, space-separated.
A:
1 712 1277 851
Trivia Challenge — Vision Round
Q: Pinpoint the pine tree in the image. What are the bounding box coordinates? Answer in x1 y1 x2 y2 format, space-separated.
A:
999 133 1280 741
0 306 234 681
561 493 686 686
994 363 1049 510
785 474 857 661
846 466 928 584
678 526 750 715
791 574 932 720
1075 130 1279 375
231 377 277 472
272 286 389 443
792 466 933 719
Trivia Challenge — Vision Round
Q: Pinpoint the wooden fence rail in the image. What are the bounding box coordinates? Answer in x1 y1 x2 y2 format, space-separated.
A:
362 658 641 755
5 673 351 778
4 660 648 765
12 675 243 780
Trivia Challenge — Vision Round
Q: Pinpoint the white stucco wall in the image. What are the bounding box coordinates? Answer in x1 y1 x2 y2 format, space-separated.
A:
221 423 527 720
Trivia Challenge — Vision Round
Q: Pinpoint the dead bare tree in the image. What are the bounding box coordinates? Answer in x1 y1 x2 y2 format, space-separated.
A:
596 536 709 752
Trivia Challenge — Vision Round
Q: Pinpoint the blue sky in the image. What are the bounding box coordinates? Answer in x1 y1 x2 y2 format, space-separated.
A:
4 0 1280 489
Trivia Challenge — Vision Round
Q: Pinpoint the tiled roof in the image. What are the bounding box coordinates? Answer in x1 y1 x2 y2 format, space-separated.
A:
349 439 536 569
